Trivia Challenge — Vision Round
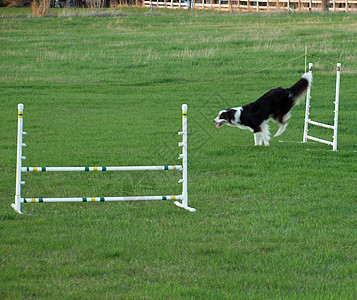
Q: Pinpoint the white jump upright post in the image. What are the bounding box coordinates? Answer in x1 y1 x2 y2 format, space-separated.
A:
302 63 341 151
12 104 26 214
12 104 196 214
332 63 341 151
174 104 196 212
303 63 313 144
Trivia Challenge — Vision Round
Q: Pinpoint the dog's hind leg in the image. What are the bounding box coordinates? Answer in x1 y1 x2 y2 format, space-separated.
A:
274 113 291 138
274 123 288 138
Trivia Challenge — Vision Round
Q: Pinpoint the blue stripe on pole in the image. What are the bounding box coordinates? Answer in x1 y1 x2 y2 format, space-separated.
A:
39 198 43 203
162 196 167 200
102 167 106 171
82 198 87 202
42 167 46 172
100 197 105 202
85 167 89 171
164 166 168 170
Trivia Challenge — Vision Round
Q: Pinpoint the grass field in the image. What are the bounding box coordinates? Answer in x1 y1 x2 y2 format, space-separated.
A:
1 7 356 299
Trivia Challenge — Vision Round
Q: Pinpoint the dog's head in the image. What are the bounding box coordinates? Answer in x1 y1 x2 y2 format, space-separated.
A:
213 108 241 128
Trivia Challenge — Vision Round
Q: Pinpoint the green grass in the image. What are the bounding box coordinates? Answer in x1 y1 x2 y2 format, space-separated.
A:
1 7 356 299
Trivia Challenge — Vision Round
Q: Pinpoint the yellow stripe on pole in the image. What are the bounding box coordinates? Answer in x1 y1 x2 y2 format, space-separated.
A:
91 197 95 202
93 167 98 171
31 198 36 203
33 167 38 172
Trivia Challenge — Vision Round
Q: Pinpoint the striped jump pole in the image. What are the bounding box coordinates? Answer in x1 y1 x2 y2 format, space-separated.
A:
302 63 341 151
12 104 196 214
22 196 183 203
22 166 183 172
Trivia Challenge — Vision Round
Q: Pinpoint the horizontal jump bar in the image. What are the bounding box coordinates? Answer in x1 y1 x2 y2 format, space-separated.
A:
22 195 183 203
308 120 335 130
21 165 183 172
306 135 333 146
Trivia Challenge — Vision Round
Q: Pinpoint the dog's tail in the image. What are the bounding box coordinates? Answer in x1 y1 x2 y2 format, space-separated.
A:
289 72 313 104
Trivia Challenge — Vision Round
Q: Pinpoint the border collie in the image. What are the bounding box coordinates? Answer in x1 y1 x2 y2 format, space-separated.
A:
213 72 312 146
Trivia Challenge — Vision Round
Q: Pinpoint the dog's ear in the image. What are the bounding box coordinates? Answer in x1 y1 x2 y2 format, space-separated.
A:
222 109 236 123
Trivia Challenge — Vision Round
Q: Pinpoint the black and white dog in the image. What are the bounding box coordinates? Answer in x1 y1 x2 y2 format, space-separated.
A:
213 72 312 146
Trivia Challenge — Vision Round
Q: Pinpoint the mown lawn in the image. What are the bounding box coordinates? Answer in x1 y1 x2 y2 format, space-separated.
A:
0 7 356 299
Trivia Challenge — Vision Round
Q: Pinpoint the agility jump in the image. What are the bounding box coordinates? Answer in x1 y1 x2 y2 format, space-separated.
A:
12 104 196 214
303 63 341 151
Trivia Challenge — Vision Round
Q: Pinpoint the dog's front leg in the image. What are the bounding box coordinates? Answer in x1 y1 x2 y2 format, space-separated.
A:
261 123 271 146
254 132 263 146
263 138 270 146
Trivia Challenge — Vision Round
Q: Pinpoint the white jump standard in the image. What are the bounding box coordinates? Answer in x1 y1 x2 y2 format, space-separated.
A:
12 104 196 214
303 63 341 151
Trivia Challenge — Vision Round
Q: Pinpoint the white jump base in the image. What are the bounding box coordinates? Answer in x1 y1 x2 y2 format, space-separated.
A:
12 104 196 214
303 63 341 151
